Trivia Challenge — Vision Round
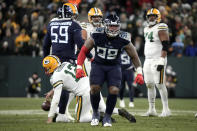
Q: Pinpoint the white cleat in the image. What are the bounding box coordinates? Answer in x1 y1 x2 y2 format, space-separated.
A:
129 102 134 108
56 114 70 122
90 119 99 126
119 100 125 108
141 110 157 117
103 122 112 127
159 110 171 117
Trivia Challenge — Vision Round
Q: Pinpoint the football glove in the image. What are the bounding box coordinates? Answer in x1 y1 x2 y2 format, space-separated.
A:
134 67 144 85
76 65 85 79
156 57 165 71
134 74 144 85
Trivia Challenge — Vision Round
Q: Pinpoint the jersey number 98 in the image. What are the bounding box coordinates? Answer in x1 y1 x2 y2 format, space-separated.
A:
97 47 118 60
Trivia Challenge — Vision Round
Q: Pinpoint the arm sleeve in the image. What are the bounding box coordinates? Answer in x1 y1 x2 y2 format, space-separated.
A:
43 24 52 57
77 45 90 66
48 84 63 117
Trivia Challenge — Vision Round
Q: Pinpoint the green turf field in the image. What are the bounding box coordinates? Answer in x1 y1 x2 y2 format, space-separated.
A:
0 98 196 131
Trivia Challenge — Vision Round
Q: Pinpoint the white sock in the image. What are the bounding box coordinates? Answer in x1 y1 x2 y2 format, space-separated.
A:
156 84 169 111
147 83 156 112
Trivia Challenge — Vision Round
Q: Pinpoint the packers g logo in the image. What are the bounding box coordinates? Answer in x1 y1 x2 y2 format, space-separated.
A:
44 60 50 65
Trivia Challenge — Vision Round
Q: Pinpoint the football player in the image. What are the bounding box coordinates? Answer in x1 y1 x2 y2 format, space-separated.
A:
43 55 92 123
43 3 84 123
119 50 135 108
142 8 171 117
43 55 136 124
76 14 144 127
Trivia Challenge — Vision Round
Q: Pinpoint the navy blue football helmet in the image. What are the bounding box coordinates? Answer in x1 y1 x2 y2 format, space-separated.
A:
57 8 63 18
104 14 121 37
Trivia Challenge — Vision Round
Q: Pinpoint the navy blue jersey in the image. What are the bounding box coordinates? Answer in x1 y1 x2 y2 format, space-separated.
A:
43 18 84 62
91 27 131 65
121 50 133 70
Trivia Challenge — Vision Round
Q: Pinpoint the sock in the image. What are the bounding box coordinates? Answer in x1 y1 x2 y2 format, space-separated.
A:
156 84 169 111
58 90 69 114
147 83 156 111
106 94 117 115
90 92 100 113
119 81 125 100
128 85 134 102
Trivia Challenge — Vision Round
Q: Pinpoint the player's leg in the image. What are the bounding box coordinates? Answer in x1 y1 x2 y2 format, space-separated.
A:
154 59 170 117
89 63 105 126
65 93 75 121
125 69 135 108
76 94 92 122
119 71 126 108
102 65 121 127
56 90 70 122
143 59 157 116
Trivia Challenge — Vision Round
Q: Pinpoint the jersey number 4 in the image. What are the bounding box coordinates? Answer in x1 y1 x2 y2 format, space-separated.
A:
51 26 69 44
145 31 154 42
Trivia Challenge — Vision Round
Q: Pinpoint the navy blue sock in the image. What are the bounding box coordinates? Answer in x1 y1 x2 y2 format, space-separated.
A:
58 90 69 114
119 81 125 100
129 86 134 102
90 92 100 113
106 94 117 115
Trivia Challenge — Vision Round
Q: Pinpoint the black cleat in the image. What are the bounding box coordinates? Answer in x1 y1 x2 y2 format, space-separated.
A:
118 108 136 123
52 113 58 122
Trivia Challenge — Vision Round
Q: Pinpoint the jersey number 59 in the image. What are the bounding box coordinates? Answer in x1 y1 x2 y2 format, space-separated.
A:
51 26 69 44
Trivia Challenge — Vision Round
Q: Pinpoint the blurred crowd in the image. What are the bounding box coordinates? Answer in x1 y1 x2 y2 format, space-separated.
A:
0 0 197 57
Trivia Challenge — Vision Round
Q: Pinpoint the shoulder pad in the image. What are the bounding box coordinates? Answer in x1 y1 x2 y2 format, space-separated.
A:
50 18 59 22
119 31 131 41
92 27 105 34
158 23 168 30
80 22 88 29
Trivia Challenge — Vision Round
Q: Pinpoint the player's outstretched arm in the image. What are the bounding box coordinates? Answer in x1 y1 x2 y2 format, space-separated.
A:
124 43 144 85
76 37 94 79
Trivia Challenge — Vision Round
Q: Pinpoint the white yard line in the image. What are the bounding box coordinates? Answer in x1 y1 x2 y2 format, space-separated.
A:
0 109 196 116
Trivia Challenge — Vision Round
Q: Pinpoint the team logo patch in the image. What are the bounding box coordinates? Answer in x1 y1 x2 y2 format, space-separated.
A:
44 60 50 65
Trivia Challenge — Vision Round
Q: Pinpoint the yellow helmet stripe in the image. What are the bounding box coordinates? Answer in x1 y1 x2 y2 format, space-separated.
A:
48 55 61 65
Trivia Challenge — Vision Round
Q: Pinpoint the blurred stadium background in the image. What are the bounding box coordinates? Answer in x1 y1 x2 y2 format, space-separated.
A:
0 0 197 98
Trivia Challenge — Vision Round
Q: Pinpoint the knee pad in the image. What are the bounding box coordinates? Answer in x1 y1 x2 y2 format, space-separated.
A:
146 83 155 89
90 85 101 94
109 86 119 95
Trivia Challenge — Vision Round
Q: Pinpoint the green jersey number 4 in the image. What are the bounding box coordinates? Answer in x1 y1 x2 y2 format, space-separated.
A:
145 31 154 42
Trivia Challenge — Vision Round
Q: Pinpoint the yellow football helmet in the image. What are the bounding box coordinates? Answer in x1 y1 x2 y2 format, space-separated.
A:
42 55 61 75
146 8 161 26
62 3 78 19
88 7 103 26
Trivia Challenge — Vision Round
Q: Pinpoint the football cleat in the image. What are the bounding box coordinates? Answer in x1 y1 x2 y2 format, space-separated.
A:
159 109 171 117
90 112 100 126
56 114 70 122
102 115 112 127
100 112 116 123
129 102 135 108
118 108 136 123
119 100 125 108
141 110 157 117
